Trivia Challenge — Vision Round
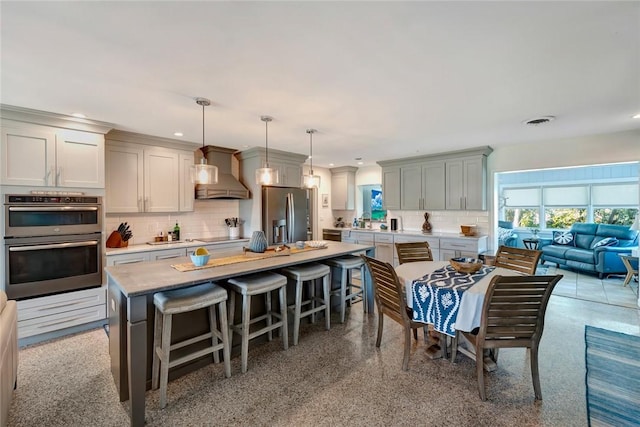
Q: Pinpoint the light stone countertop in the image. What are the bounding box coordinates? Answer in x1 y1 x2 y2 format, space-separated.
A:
338 228 487 240
105 241 374 297
105 238 250 256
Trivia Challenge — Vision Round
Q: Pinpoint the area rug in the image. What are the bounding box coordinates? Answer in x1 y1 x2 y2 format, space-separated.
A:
585 325 640 426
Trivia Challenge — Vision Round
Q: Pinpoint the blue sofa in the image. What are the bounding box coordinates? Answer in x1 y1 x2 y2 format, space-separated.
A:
539 223 639 278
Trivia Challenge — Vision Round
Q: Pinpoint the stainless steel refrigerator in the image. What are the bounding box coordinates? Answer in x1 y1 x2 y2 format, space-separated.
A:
262 186 313 245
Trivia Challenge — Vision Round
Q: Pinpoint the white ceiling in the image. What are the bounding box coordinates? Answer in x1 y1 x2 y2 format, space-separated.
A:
1 1 639 168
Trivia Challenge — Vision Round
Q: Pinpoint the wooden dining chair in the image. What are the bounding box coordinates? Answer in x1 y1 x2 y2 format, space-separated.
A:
494 245 542 275
395 242 433 264
457 274 563 401
361 255 426 370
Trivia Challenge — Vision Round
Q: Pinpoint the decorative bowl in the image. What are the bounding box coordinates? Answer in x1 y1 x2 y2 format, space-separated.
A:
191 248 210 267
307 240 328 248
450 257 483 274
460 224 477 236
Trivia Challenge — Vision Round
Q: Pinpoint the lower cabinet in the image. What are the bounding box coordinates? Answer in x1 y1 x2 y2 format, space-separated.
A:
17 287 107 340
374 233 395 265
440 237 487 260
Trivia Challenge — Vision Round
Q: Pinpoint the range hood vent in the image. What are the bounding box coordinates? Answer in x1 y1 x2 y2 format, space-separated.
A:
195 146 250 200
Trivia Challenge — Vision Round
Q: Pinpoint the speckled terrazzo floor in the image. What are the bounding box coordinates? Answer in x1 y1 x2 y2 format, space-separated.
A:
9 293 640 427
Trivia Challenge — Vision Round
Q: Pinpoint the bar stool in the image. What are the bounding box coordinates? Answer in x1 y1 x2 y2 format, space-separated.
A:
151 281 230 409
281 263 331 345
323 255 367 323
226 272 289 374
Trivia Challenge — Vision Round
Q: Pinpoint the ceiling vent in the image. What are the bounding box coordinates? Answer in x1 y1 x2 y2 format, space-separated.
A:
523 116 556 126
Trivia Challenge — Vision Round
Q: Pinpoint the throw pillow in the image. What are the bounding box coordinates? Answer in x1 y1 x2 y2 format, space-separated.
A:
497 227 513 242
590 237 619 249
553 231 575 246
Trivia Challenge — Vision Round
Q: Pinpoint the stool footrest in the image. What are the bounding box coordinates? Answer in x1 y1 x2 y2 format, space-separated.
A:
168 344 225 369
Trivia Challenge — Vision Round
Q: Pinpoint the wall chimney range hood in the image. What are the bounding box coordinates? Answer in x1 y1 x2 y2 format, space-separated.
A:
195 146 250 199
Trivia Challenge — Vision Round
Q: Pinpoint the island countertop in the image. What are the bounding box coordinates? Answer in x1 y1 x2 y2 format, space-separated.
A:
105 241 375 298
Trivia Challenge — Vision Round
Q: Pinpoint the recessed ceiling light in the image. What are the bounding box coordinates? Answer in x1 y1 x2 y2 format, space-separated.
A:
173 132 183 137
71 113 86 118
329 163 335 166
523 116 556 126
357 161 364 165
633 113 640 119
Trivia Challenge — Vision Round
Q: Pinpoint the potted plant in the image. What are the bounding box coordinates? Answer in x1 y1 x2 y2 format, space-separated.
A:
529 228 540 240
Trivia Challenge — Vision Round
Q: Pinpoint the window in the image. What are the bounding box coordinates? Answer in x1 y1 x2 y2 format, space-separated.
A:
361 185 386 222
500 181 638 230
503 188 540 228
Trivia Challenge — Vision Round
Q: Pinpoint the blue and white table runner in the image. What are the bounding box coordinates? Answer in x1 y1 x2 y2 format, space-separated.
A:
411 265 495 337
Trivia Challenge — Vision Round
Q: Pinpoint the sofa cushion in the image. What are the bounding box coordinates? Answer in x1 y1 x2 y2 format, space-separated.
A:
541 244 572 259
574 233 597 250
553 231 575 246
595 224 639 246
565 248 596 264
590 237 619 249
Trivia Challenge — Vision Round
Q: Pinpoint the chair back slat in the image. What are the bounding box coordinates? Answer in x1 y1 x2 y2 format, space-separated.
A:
361 255 411 325
395 242 433 264
478 275 562 348
494 246 542 275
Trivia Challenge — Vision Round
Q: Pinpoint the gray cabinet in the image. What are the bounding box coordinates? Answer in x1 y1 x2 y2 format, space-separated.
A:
381 166 400 210
105 131 196 213
445 156 486 210
378 146 491 211
330 166 357 210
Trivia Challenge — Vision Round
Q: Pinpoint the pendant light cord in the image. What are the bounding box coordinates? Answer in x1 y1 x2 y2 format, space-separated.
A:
265 119 269 166
306 129 316 174
201 102 205 153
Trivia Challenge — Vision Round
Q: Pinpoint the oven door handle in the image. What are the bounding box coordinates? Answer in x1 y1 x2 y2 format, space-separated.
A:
9 240 100 252
8 206 99 212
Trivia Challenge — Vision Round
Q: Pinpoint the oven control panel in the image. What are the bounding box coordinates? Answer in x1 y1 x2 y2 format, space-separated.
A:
6 195 100 204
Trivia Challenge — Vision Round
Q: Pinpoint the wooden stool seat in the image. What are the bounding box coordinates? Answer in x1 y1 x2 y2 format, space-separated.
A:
281 263 331 345
151 282 231 409
226 272 289 373
323 255 366 323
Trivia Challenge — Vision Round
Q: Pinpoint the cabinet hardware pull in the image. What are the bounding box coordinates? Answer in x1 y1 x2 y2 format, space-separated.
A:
56 167 62 185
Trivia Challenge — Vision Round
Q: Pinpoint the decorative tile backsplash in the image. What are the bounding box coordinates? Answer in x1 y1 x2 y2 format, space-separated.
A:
105 200 241 245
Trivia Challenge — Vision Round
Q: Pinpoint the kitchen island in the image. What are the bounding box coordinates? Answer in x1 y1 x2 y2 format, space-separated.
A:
105 241 375 426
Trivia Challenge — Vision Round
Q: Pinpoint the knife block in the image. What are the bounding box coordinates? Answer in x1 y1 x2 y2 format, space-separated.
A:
106 230 128 248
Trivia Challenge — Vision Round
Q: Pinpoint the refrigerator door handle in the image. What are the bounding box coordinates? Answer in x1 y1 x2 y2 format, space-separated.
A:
286 193 295 243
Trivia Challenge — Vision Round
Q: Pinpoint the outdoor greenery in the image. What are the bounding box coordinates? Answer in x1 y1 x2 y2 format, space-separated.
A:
545 208 587 229
506 207 637 230
593 208 637 225
371 188 386 221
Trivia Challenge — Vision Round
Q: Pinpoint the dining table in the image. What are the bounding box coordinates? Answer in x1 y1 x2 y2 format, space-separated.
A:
105 241 375 427
395 260 523 337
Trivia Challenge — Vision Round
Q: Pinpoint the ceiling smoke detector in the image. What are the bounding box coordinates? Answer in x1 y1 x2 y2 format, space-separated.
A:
523 116 556 126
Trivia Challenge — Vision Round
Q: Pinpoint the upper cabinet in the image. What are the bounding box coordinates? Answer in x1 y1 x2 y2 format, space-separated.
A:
399 160 446 210
105 131 195 213
380 166 400 210
445 156 486 210
1 124 105 188
378 146 492 211
330 166 357 210
0 106 112 189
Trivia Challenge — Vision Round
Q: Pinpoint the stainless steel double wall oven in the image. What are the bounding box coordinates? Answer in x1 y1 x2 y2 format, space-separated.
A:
4 194 103 300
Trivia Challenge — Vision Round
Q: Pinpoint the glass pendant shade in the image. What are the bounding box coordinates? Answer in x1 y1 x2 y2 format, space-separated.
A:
302 173 321 189
191 158 218 185
302 128 320 189
190 97 218 185
256 115 279 185
255 166 279 186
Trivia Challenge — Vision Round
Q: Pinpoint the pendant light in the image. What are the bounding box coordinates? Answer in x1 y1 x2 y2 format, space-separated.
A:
255 115 279 185
302 128 321 189
190 97 218 185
